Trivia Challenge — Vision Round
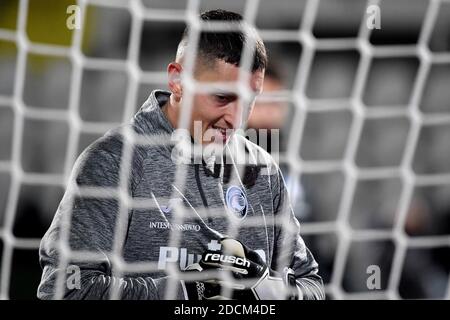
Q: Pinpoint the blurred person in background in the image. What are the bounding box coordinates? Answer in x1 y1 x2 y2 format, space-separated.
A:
247 61 311 222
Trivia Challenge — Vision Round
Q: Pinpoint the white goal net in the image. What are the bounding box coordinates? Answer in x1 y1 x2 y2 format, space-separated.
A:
0 0 449 300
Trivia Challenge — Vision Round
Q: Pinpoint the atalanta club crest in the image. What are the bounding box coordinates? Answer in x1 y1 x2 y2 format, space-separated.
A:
225 186 248 219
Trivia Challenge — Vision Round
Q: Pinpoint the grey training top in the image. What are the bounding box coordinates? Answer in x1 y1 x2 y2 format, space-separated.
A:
37 90 325 300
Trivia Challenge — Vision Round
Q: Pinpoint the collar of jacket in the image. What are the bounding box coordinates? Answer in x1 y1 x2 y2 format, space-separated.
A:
133 89 264 187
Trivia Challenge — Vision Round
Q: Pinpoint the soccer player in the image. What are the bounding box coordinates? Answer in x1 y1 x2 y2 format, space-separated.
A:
37 9 325 300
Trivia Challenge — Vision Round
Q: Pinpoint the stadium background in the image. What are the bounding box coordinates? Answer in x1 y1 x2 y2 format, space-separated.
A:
0 0 449 299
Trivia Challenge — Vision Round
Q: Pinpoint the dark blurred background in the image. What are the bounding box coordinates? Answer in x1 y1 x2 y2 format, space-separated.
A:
0 0 449 299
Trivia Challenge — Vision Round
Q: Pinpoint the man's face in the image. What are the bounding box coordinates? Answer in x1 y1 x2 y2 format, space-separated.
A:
188 60 264 145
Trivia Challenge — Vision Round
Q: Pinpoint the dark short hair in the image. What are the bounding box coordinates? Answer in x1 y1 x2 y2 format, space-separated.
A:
178 9 267 72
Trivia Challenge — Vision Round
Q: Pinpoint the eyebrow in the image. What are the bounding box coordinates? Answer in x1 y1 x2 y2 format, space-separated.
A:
212 90 260 99
213 91 238 99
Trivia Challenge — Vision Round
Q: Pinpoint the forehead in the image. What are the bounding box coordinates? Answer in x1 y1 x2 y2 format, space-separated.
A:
194 59 265 92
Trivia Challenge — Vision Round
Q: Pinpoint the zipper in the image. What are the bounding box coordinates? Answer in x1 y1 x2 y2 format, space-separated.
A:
194 163 209 209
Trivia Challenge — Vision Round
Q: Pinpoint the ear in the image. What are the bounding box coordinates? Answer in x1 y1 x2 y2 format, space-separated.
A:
168 62 183 102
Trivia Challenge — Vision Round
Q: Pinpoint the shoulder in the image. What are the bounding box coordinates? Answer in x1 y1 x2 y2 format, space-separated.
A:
73 127 148 190
72 128 128 187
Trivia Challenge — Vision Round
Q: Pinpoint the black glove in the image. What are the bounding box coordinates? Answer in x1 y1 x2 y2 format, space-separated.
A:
182 238 300 300
180 262 231 300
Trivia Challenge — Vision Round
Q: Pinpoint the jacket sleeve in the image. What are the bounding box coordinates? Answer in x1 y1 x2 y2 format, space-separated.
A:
271 166 325 300
37 136 184 300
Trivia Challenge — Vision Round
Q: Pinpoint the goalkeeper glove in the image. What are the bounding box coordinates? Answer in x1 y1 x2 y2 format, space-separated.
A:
181 262 230 300
181 238 301 300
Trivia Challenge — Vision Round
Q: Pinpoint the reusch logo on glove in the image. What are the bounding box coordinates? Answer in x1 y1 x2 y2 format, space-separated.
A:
204 253 251 268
